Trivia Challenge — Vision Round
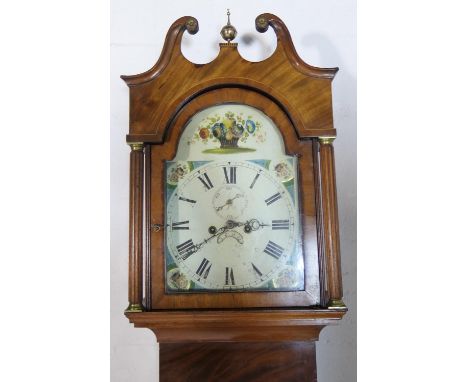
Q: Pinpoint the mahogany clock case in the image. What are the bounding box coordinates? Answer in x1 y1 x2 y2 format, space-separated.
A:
123 13 346 316
120 13 348 382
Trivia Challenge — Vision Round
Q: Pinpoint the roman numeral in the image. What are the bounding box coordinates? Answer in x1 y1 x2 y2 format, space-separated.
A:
223 166 237 184
250 173 260 189
264 241 284 260
178 196 196 204
225 267 235 285
197 173 214 190
176 239 196 260
196 258 212 279
272 219 290 230
251 263 263 277
265 192 282 205
171 220 189 230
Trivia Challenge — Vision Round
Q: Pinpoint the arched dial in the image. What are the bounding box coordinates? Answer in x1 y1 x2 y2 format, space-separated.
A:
166 160 299 290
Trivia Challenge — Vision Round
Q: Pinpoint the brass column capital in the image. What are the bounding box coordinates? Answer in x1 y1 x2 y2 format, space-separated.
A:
128 142 144 151
318 136 336 145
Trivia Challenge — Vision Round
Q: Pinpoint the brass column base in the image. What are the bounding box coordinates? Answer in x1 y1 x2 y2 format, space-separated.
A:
328 299 347 310
125 303 144 313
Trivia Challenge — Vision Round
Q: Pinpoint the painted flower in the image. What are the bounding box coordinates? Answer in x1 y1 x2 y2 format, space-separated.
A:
199 127 210 140
168 163 189 183
190 111 265 149
274 162 292 180
222 117 235 130
246 120 256 134
274 268 297 288
169 269 189 289
232 123 244 138
256 130 266 143
212 123 225 139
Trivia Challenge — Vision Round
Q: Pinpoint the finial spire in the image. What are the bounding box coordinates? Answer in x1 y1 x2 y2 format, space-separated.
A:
220 9 237 43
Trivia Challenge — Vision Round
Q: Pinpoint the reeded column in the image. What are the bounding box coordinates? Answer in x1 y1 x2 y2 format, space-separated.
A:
318 137 346 309
126 142 144 312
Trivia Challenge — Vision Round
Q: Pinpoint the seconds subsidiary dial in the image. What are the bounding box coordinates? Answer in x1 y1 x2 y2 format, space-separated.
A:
166 160 300 291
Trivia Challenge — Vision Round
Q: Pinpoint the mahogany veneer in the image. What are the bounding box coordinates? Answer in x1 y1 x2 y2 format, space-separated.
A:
160 342 317 382
121 12 347 382
126 309 345 343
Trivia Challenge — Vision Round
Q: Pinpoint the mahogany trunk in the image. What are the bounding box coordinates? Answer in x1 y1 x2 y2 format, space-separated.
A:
159 341 317 382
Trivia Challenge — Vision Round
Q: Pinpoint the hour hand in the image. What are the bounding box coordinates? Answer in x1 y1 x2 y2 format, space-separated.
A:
227 219 269 232
176 230 223 260
215 193 243 211
186 225 228 260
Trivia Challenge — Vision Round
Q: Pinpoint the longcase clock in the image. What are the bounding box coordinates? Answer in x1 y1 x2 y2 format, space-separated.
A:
121 12 347 382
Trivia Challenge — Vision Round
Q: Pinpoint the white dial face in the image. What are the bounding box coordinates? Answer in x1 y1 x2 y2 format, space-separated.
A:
165 160 303 291
163 103 311 294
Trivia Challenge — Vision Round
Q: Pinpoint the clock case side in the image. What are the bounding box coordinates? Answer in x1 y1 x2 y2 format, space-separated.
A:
122 14 346 313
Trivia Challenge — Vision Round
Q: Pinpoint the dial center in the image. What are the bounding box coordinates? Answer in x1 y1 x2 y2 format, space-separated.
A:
212 184 248 220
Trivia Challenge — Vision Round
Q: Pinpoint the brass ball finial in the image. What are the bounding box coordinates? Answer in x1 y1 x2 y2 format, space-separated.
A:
185 17 199 35
220 9 237 43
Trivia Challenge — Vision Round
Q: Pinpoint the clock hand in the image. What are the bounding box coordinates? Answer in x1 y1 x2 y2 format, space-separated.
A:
180 225 229 260
215 193 243 211
231 193 243 201
180 218 261 260
200 226 228 246
226 219 270 232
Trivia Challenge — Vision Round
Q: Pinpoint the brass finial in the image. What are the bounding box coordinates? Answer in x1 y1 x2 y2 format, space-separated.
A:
220 9 237 43
185 17 199 35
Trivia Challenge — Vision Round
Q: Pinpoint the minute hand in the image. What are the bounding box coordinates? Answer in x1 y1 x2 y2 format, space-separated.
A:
198 226 228 247
180 225 229 260
229 219 269 231
215 193 243 211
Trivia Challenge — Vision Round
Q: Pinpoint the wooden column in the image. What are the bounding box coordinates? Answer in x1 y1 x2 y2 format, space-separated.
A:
126 142 145 312
318 137 346 309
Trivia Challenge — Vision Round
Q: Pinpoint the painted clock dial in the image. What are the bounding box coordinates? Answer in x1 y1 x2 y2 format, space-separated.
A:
164 104 305 292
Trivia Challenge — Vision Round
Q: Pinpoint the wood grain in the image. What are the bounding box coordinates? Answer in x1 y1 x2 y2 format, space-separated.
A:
144 145 152 309
159 342 317 382
126 309 345 343
313 139 329 306
122 14 338 142
318 139 344 305
127 144 144 310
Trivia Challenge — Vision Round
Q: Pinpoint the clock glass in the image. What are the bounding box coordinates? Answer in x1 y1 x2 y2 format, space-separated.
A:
164 104 305 292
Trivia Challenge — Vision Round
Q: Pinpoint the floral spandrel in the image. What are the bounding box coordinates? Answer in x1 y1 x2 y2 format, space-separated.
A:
188 111 266 153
